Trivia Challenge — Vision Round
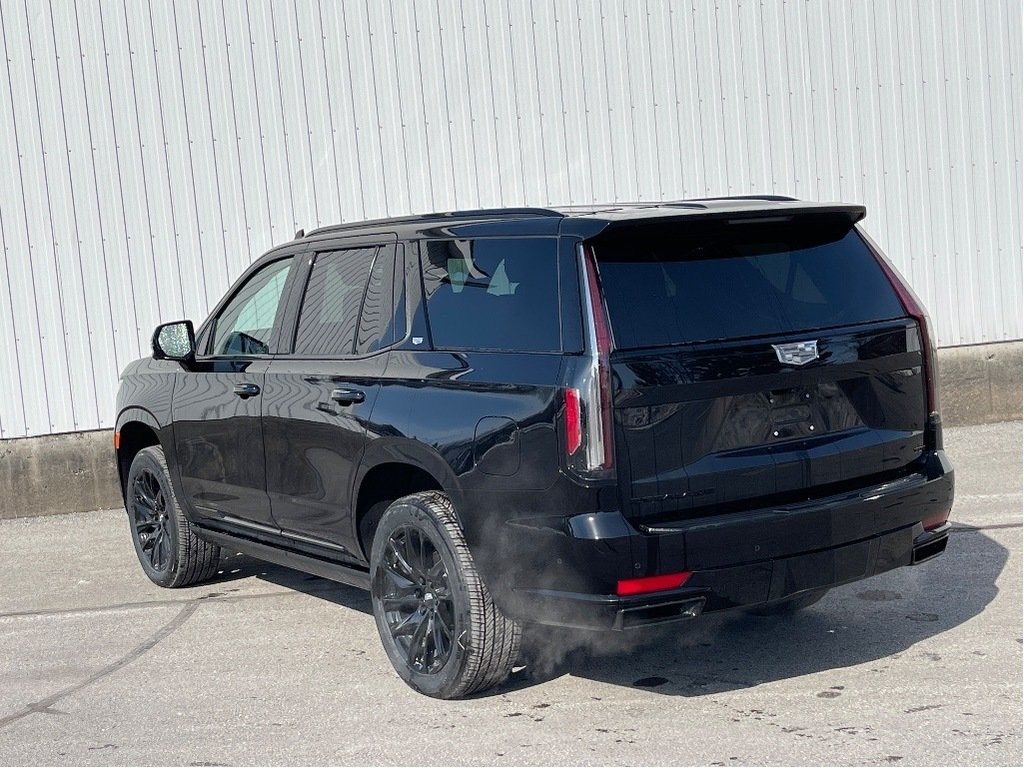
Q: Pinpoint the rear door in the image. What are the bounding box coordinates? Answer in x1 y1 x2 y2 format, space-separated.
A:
262 241 402 556
589 214 927 525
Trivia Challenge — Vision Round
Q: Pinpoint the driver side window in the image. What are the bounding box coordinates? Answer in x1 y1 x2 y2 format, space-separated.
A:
209 257 293 356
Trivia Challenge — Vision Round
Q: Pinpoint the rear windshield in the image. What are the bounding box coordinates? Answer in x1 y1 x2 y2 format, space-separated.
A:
593 221 905 349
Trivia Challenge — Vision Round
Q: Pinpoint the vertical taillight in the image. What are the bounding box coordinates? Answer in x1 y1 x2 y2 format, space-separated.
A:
564 246 615 479
564 387 582 455
863 231 940 416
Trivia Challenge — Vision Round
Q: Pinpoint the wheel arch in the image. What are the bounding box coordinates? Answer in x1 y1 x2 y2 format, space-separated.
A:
114 408 163 498
354 441 462 560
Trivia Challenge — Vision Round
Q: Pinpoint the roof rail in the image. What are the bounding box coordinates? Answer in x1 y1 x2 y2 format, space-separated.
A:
689 194 800 203
306 207 565 237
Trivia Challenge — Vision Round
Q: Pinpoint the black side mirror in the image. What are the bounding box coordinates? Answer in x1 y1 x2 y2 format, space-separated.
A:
152 320 196 362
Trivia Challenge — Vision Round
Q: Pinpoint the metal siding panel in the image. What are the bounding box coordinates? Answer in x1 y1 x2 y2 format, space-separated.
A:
691 0 728 196
51 1 111 430
735 0 772 195
5 0 75 434
758 3 794 195
714 0 748 197
313 3 367 221
197 1 255 280
366 1 412 216
0 20 28 438
273 2 321 231
436 0 480 208
0 3 43 438
246 3 296 243
531 0 571 205
1 0 1021 437
411 1 456 211
992 0 1022 341
506 0 546 204
173 1 231 312
125 0 184 328
622 1 659 201
461 0 503 207
72 0 136 389
575 1 614 203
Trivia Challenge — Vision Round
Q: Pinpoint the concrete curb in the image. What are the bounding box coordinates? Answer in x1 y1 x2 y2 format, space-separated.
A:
1 340 1020 520
0 431 121 520
937 340 1022 427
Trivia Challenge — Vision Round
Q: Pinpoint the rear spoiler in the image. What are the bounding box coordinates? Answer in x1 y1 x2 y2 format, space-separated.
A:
583 203 868 241
707 203 867 226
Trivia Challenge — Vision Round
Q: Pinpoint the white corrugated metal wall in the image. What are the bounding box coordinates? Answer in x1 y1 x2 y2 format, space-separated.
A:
0 0 1020 439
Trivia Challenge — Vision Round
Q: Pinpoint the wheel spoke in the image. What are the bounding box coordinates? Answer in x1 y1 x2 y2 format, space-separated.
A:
381 569 418 596
406 611 431 669
381 594 420 612
390 607 425 638
151 532 165 569
430 613 448 667
434 604 453 637
387 538 418 581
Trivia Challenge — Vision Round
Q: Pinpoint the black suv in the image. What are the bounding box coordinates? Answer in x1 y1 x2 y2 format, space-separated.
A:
115 198 954 698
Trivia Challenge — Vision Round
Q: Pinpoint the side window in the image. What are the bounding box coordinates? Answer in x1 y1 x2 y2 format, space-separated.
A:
355 244 400 355
209 257 293 356
420 238 560 352
294 248 377 357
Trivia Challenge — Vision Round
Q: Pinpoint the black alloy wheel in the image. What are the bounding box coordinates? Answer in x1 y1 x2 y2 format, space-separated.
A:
378 525 455 674
370 492 521 699
124 446 221 588
131 468 173 573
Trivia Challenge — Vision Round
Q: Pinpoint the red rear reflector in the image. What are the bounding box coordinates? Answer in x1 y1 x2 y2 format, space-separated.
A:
923 508 951 530
564 387 582 455
616 571 692 597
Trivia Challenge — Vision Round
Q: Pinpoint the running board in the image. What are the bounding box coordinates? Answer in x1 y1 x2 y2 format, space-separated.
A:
195 526 371 591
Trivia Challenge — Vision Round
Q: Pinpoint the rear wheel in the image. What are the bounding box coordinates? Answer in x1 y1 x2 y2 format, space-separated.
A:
370 491 521 699
749 588 830 616
125 446 221 588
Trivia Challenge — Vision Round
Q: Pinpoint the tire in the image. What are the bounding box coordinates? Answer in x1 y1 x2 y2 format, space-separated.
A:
125 445 221 588
369 491 522 699
748 587 830 616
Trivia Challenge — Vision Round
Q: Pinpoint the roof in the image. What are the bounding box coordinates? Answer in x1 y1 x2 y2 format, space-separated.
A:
301 196 867 243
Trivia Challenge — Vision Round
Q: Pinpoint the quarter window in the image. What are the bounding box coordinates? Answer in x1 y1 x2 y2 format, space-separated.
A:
209 257 293 356
420 238 560 352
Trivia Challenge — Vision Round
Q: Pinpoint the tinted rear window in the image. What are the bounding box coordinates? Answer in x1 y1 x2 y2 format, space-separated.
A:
593 223 904 349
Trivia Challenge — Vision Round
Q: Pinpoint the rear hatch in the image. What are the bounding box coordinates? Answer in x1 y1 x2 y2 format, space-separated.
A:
589 210 928 525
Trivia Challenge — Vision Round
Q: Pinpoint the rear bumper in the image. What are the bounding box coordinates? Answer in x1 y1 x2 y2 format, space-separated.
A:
503 451 954 630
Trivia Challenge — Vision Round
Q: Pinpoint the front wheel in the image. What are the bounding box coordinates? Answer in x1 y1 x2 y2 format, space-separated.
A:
125 446 221 588
369 491 521 699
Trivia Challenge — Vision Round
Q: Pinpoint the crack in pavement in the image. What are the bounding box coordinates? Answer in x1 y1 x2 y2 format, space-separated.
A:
0 586 353 620
0 603 198 730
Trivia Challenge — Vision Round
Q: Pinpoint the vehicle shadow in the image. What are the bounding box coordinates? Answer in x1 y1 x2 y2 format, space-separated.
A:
202 527 1007 699
207 553 373 615
496 527 1009 697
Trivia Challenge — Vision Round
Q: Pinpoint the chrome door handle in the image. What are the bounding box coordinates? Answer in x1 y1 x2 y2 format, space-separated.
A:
233 382 261 398
330 388 365 405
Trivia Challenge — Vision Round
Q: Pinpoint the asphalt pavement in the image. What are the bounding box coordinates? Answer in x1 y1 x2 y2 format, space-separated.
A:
0 421 1020 766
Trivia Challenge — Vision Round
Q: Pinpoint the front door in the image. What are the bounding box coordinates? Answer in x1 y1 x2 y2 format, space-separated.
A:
173 255 296 530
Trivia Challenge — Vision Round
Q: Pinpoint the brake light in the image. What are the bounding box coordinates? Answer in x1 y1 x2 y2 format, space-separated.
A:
617 571 692 596
564 387 582 455
864 233 940 414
